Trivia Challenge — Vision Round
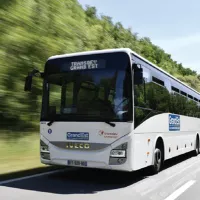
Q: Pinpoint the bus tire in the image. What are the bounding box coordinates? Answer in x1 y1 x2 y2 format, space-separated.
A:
194 136 199 156
150 148 162 174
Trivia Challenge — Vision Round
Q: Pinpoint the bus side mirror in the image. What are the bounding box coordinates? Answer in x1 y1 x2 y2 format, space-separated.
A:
24 75 32 91
133 64 143 85
24 69 44 92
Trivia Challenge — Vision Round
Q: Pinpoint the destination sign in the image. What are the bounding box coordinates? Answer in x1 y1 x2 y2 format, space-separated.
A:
60 59 106 72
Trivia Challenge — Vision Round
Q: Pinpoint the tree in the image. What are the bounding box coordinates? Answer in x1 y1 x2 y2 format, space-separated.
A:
0 0 199 132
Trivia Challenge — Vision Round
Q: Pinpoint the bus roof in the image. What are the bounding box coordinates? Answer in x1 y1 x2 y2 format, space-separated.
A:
47 48 200 96
47 48 131 60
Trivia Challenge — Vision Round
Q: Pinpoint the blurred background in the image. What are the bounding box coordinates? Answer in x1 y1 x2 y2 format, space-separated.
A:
0 0 200 175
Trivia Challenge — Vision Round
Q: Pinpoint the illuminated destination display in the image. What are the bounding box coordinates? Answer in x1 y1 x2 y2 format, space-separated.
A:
70 60 98 70
60 59 106 71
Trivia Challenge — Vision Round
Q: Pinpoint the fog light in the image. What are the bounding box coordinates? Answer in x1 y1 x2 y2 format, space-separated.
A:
40 140 49 152
118 158 125 164
41 146 49 152
41 152 50 160
110 150 126 157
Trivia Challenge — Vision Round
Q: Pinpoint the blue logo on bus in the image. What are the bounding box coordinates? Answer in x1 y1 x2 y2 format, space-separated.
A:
48 129 52 134
169 114 180 131
67 132 89 140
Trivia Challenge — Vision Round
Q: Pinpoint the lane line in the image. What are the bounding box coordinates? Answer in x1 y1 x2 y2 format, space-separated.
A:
164 180 196 200
171 163 200 189
127 156 197 192
141 158 200 195
0 168 74 185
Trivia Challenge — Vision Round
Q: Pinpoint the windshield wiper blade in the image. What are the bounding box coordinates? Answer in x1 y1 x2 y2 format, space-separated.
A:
47 119 55 126
47 119 115 127
104 121 116 127
69 114 116 127
47 120 115 127
47 114 116 127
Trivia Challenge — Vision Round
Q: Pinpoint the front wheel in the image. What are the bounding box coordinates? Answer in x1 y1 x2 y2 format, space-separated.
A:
150 148 162 174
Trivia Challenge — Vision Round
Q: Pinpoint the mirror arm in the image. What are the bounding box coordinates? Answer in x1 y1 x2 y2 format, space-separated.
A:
143 78 146 103
28 69 44 78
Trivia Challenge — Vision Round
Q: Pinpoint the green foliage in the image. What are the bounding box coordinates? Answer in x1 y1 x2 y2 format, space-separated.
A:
0 132 44 174
0 0 199 131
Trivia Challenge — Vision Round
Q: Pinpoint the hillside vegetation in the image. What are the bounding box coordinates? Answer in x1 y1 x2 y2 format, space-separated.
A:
1 0 200 131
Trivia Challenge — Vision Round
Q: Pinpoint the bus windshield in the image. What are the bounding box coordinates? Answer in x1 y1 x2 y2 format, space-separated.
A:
41 52 132 122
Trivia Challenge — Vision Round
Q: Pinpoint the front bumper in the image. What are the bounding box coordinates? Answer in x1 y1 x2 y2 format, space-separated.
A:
40 135 133 171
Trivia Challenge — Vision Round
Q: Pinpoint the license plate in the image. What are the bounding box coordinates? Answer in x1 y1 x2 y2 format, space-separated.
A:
67 160 87 166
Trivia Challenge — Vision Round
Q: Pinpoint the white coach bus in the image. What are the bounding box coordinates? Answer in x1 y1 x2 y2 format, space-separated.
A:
24 48 200 174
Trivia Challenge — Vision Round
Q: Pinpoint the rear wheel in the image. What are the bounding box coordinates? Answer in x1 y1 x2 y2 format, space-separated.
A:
150 148 163 174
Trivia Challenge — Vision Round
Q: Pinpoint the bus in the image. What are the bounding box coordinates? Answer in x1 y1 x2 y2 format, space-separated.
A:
24 48 200 174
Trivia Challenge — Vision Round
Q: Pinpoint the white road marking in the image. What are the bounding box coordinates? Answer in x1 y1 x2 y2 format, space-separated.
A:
126 156 197 193
164 180 195 200
171 164 200 189
0 168 73 185
141 158 200 195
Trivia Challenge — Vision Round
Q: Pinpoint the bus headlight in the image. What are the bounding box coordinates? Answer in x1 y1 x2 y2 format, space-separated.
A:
109 142 128 165
110 150 126 157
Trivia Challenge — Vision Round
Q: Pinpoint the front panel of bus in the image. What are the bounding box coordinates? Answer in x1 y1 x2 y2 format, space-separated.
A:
40 51 134 171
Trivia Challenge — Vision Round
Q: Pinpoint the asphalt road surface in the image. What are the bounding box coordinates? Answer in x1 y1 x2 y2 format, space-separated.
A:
1 152 200 200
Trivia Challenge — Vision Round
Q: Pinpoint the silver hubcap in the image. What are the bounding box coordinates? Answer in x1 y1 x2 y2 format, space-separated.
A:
196 139 199 153
155 149 161 169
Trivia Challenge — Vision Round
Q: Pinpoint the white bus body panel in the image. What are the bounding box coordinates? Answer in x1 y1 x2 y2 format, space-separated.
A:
40 122 134 171
132 113 200 171
40 113 200 172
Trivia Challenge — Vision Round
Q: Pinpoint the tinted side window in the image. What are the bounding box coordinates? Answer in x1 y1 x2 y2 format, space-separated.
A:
134 82 170 128
134 81 200 128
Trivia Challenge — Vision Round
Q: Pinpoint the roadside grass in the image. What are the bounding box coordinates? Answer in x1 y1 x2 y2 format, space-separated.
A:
0 131 46 175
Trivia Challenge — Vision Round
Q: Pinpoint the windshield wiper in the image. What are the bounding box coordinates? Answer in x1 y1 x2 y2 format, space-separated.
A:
47 113 116 127
47 119 56 126
95 115 116 127
47 119 115 127
104 121 116 127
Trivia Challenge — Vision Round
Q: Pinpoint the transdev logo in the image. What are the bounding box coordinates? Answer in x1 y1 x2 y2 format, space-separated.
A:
169 114 180 131
98 130 118 138
67 132 89 140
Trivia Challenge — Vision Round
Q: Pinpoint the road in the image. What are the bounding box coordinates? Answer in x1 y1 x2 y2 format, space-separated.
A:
1 152 200 200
